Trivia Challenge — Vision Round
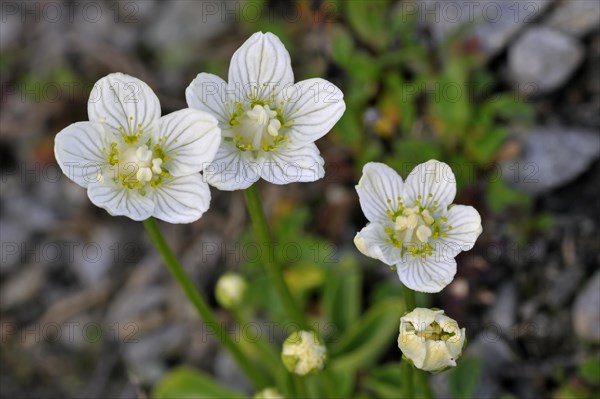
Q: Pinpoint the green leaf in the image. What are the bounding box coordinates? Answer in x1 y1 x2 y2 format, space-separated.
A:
487 93 534 123
335 107 364 148
364 363 404 399
389 138 441 170
486 178 532 213
331 27 355 66
345 0 390 51
153 367 247 399
323 256 362 336
469 127 507 165
330 299 404 371
449 357 482 399
579 357 600 385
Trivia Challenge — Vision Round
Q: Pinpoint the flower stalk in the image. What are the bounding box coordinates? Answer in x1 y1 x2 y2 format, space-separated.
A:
143 217 268 388
243 184 309 330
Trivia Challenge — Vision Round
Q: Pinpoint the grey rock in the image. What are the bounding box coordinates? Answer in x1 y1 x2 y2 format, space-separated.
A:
0 264 44 310
464 333 518 399
122 325 189 385
3 195 57 232
503 127 600 194
420 0 551 57
214 350 252 394
59 314 99 350
545 0 600 37
573 271 600 343
144 1 231 59
0 220 30 273
0 11 22 50
508 26 584 94
71 228 115 286
105 287 167 326
489 282 517 331
123 324 189 362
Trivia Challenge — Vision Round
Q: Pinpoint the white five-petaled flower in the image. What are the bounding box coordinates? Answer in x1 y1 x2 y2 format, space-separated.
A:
54 73 221 223
354 160 483 293
398 308 466 373
281 330 327 376
186 31 346 190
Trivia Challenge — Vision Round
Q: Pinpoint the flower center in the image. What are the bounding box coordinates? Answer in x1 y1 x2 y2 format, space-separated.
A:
384 195 452 259
103 141 170 192
409 321 456 342
228 102 287 153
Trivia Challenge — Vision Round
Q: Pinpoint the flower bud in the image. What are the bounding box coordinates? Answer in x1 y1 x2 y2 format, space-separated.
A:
215 273 247 309
254 387 284 399
281 330 327 376
398 308 466 373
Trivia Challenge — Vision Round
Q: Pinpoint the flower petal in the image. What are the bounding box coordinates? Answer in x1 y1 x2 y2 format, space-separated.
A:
54 122 110 188
88 182 154 221
150 174 211 224
398 328 427 369
445 328 466 360
354 222 402 266
88 73 160 137
401 308 441 331
204 141 259 191
261 143 324 184
279 78 345 146
356 162 404 223
156 109 221 176
439 205 483 256
422 340 456 371
405 160 456 210
186 73 231 126
228 32 294 102
396 254 457 293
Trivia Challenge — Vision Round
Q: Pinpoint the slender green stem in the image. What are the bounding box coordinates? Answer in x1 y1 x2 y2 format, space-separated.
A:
415 369 434 399
401 358 414 399
321 369 338 398
243 184 309 330
143 218 268 388
402 284 416 311
293 376 308 399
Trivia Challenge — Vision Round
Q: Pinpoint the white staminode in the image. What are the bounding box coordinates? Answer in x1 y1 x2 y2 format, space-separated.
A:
186 31 346 191
54 73 221 223
398 308 466 373
354 160 483 293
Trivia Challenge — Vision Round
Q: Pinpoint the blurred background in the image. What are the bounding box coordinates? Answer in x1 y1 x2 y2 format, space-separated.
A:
1 0 599 398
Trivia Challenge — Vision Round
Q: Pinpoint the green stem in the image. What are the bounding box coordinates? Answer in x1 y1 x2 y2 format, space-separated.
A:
243 184 309 330
402 284 416 311
401 358 414 399
293 376 308 399
416 369 434 399
143 217 268 388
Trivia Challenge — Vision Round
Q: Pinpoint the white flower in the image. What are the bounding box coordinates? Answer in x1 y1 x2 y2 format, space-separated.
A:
215 272 247 309
398 308 466 373
186 31 345 190
281 330 327 376
254 388 284 399
354 160 482 293
54 73 221 223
